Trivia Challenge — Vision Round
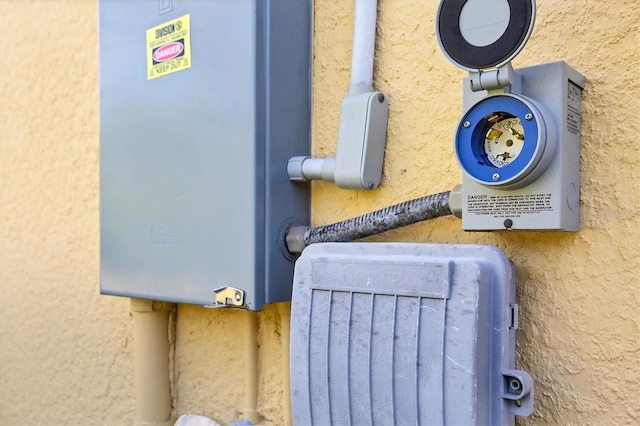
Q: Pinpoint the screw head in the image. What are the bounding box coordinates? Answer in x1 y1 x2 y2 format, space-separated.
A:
463 121 471 128
509 378 522 391
377 93 385 103
492 173 500 181
525 113 533 121
504 219 513 229
235 292 241 302
367 181 375 189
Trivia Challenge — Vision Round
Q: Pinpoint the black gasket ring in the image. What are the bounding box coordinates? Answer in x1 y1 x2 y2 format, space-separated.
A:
438 0 533 70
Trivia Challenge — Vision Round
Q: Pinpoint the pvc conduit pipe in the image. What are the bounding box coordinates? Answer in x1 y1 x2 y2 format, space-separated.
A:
130 298 174 426
286 0 381 185
243 311 260 424
277 303 292 426
350 0 378 95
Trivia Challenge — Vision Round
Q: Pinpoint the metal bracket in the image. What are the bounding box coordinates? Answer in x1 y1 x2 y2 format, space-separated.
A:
206 286 247 309
509 303 519 330
470 63 515 92
502 369 534 417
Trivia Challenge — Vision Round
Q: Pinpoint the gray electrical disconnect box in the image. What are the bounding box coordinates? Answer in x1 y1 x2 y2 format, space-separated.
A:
458 61 585 231
99 0 311 310
291 243 534 425
436 0 585 231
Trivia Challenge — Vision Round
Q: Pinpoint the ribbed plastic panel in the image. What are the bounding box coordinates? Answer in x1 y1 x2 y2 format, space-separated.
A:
290 242 533 425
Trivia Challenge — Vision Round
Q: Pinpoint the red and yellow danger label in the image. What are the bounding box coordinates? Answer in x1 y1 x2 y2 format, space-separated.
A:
146 14 191 80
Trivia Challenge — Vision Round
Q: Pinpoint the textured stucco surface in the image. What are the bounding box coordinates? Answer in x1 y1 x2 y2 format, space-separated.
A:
1 0 639 425
0 1 135 424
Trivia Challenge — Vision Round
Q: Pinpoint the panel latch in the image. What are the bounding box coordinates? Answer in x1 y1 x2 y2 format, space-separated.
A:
509 303 519 330
502 369 534 417
206 286 246 309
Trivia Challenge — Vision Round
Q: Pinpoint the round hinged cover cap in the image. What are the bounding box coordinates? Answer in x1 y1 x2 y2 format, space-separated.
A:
436 0 535 71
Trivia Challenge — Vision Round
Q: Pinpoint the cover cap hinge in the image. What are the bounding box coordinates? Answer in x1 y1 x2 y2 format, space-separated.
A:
470 63 515 92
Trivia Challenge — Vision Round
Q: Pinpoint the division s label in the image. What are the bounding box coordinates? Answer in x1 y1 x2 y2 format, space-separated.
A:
146 14 191 80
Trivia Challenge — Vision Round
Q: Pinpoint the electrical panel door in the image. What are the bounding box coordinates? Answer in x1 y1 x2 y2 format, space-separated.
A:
99 0 311 310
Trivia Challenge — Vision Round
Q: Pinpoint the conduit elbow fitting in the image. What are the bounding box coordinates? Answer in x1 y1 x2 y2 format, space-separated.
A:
287 89 388 191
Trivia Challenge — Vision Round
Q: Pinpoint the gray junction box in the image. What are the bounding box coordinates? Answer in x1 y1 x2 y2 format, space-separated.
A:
291 243 534 425
459 62 585 231
99 0 311 310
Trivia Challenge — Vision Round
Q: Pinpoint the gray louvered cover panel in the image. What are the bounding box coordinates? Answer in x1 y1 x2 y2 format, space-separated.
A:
290 242 530 425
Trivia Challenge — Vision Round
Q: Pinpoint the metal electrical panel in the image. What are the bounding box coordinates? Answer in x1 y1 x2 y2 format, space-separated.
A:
290 243 534 425
99 0 311 310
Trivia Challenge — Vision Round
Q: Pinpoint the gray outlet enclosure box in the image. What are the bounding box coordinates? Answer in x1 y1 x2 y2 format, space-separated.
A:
291 242 534 425
99 0 311 310
460 61 585 231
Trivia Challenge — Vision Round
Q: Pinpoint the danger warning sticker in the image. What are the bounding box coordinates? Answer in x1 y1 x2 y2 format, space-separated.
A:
147 14 191 80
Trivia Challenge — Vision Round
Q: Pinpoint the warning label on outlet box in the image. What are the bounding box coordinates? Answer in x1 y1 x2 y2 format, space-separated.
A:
147 14 191 80
466 193 554 218
566 82 581 135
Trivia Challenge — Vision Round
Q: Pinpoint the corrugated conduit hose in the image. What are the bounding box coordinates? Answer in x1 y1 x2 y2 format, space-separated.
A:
286 187 460 255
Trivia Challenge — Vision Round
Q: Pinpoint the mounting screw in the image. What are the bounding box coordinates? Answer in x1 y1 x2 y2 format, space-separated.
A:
367 181 375 189
525 113 533 121
235 292 242 302
504 219 513 229
492 173 500 181
377 93 385 103
463 121 471 128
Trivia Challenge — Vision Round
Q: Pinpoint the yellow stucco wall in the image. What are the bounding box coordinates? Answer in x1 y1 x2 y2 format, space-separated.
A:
0 0 638 425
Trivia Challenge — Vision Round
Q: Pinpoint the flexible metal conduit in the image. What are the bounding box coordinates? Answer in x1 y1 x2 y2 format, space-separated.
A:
286 188 459 254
